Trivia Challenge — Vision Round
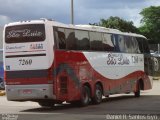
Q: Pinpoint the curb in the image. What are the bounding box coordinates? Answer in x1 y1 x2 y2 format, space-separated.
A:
0 90 5 96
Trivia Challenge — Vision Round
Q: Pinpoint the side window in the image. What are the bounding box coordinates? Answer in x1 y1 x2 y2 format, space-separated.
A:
118 35 127 52
111 34 119 52
137 37 144 53
65 29 76 50
124 36 132 53
90 32 103 51
54 27 66 49
75 30 90 50
124 36 140 53
103 33 115 51
132 37 140 53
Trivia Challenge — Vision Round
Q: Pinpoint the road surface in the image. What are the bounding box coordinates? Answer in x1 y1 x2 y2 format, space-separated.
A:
0 80 160 120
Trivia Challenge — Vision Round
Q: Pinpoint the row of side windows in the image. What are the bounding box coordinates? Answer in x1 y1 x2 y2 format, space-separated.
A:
53 27 150 53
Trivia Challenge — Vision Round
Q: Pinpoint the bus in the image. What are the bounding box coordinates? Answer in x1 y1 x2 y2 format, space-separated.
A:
3 19 153 107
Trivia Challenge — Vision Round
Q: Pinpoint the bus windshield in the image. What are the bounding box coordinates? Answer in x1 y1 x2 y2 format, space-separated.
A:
5 24 45 43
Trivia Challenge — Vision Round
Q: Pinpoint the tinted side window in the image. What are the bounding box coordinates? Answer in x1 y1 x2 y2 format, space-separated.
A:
75 30 90 50
132 37 140 53
124 36 140 53
111 34 119 52
103 33 115 51
124 36 132 53
90 32 103 51
118 35 127 52
54 27 66 49
137 37 144 53
65 29 76 50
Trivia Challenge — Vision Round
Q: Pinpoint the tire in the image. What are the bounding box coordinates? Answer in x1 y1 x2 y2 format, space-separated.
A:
92 84 103 104
80 85 91 106
38 100 55 108
134 82 140 97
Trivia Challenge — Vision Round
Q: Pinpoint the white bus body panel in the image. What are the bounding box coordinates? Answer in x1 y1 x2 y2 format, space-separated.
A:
4 21 55 101
83 52 144 79
4 22 54 71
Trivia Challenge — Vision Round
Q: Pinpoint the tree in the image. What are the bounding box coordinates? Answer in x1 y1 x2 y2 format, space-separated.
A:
139 6 160 43
90 16 139 33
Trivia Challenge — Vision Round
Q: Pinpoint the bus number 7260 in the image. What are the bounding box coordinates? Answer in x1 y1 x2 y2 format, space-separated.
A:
19 59 32 65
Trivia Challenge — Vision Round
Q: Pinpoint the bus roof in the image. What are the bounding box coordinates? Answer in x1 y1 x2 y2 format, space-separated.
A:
75 25 146 38
5 19 146 39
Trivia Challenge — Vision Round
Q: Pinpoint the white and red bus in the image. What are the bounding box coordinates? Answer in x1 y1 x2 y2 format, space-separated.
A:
3 19 153 107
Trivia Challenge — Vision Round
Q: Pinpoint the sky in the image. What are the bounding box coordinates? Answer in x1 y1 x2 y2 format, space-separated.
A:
0 0 160 27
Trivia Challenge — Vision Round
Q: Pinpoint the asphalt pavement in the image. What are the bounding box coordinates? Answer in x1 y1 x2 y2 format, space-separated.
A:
0 80 160 120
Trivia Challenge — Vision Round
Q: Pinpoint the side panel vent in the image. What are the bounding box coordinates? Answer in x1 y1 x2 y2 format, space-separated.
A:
60 76 68 94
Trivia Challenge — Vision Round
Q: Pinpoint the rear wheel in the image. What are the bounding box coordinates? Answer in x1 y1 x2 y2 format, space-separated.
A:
80 85 91 106
92 84 103 104
134 81 140 97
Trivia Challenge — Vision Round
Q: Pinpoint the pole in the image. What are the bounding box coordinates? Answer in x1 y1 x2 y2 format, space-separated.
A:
71 0 74 24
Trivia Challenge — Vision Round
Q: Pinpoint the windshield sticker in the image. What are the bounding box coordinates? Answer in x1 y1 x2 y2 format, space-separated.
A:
6 29 43 38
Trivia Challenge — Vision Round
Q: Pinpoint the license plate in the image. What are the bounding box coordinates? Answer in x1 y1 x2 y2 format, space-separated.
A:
23 89 32 94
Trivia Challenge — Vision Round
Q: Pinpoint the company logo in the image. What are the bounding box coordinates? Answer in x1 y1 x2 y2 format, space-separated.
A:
30 43 43 50
107 53 130 65
6 45 25 50
7 29 42 38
